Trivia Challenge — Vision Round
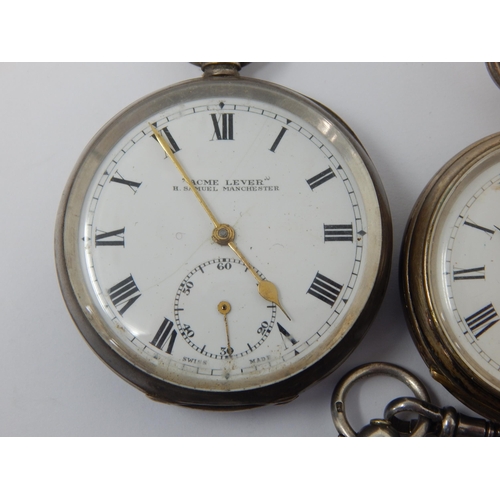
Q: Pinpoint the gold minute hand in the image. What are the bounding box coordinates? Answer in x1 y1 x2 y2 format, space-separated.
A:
150 123 220 228
150 124 291 320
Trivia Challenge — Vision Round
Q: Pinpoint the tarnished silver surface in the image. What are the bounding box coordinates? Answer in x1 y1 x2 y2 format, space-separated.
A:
401 132 500 422
385 397 500 436
331 362 430 436
486 62 500 89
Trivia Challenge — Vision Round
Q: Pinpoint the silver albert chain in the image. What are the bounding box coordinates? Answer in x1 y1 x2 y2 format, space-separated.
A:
331 362 500 437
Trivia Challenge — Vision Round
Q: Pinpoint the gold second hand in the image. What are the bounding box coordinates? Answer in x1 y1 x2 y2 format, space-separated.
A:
218 301 233 358
150 123 291 320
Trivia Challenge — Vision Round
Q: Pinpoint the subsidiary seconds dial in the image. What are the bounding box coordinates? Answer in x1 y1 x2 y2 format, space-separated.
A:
174 258 277 359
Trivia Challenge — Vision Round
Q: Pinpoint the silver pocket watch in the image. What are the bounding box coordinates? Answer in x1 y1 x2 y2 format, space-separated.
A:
55 63 392 410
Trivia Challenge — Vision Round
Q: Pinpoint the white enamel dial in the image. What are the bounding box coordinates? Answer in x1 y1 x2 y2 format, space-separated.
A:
430 150 500 391
58 76 389 407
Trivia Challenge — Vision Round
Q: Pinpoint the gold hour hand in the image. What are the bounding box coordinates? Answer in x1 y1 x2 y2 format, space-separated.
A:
211 225 290 320
258 280 291 321
226 240 291 321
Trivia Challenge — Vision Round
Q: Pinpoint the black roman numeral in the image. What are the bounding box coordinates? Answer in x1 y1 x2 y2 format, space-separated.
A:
110 172 142 193
306 167 335 190
463 218 495 237
324 224 353 242
95 228 125 247
453 266 485 280
151 122 180 153
278 322 298 345
108 275 141 315
307 272 343 307
277 323 299 355
211 113 234 140
150 318 177 354
465 303 500 338
270 126 288 153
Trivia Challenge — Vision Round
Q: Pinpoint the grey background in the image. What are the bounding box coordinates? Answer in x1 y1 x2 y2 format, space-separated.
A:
2 62 500 436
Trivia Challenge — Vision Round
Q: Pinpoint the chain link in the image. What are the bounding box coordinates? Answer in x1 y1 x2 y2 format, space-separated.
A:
384 397 500 437
331 362 500 436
